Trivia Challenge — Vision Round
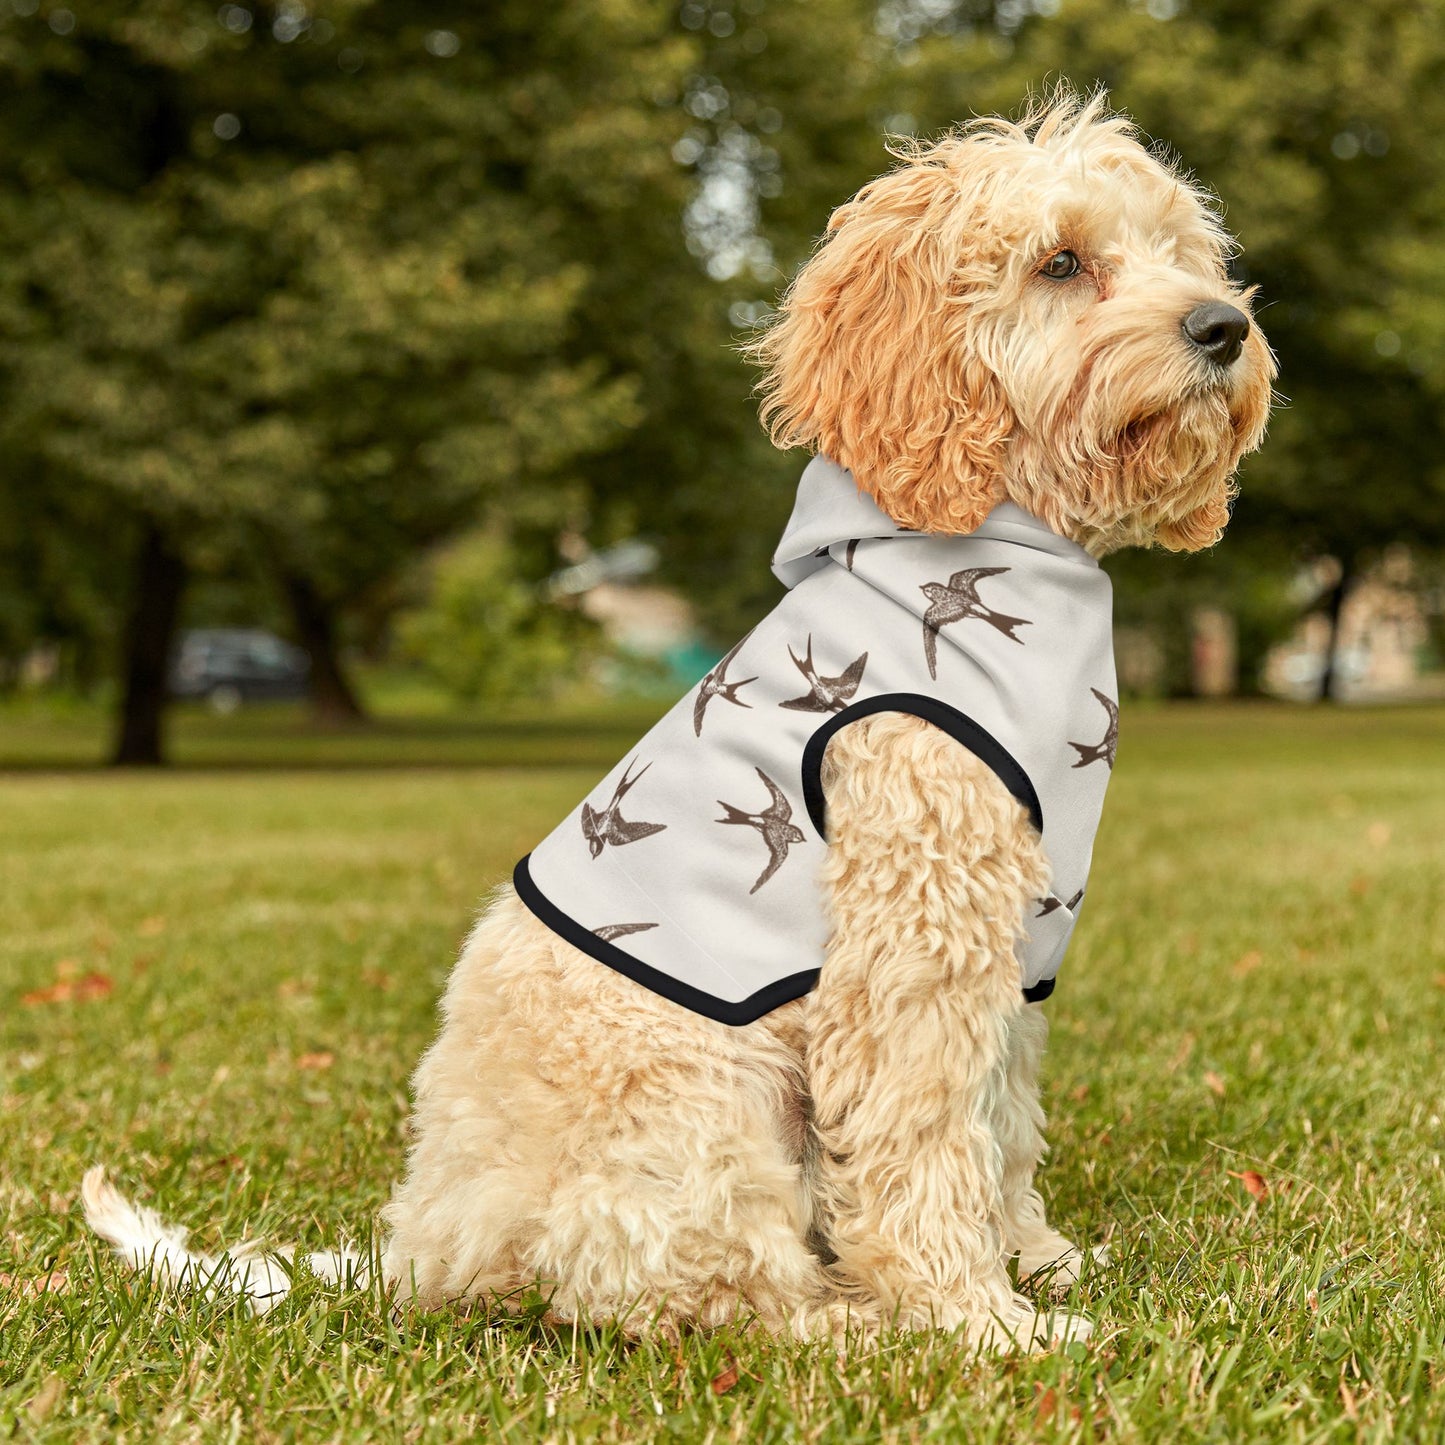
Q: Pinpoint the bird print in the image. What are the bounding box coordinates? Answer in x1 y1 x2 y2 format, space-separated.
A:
717 767 806 894
593 921 658 943
1068 689 1119 770
1036 887 1085 919
692 633 757 736
580 758 667 858
779 635 868 714
919 566 1030 679
844 538 859 571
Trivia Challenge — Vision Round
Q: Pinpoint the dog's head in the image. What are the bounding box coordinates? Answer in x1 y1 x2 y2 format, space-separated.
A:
751 90 1275 554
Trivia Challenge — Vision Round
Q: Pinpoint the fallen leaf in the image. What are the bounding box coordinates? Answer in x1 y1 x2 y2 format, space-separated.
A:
711 1357 740 1396
1070 1084 1090 1103
295 1051 334 1071
54 958 79 980
21 972 113 1007
1035 1385 1058 1424
1232 950 1263 977
138 916 167 937
0 1268 70 1299
1433 974 1445 990
21 983 68 1006
1229 1169 1268 1201
1349 875 1372 898
1204 1071 1227 1098
361 969 394 992
1365 822 1391 849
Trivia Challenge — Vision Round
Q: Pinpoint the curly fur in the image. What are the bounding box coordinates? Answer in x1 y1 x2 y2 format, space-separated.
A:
85 88 1272 1353
748 90 1273 554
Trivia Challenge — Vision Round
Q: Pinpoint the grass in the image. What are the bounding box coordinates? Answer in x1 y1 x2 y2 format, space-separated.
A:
2 699 1443 1442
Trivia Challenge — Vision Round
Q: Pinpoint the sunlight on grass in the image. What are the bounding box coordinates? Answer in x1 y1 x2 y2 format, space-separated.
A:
2 703 1443 1441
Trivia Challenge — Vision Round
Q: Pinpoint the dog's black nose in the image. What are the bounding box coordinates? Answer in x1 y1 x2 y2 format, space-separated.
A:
1182 302 1250 367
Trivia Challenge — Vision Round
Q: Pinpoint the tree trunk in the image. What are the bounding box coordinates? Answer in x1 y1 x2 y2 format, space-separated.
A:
281 571 366 725
1317 556 1355 703
112 524 187 766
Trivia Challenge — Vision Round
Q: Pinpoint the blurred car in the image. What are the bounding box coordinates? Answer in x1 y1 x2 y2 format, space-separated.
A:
169 628 310 712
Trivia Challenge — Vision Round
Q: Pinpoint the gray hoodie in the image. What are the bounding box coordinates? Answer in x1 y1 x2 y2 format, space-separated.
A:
516 457 1118 1026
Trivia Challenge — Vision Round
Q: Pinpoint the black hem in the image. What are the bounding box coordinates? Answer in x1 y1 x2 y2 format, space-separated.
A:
513 855 821 1028
1022 977 1056 1003
798 692 1044 838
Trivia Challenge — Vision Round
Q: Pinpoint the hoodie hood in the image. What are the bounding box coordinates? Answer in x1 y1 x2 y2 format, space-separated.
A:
771 455 1097 589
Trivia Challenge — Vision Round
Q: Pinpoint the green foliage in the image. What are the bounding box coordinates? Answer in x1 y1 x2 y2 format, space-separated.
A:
395 533 598 705
4 0 1445 705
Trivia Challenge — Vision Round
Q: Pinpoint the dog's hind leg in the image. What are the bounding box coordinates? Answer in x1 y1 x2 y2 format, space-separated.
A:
804 713 1090 1350
383 892 833 1337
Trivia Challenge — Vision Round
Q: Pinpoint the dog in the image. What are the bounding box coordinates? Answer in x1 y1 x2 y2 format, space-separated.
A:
85 89 1273 1351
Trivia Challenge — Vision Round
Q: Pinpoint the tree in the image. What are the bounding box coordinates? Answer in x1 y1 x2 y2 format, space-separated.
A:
0 1 696 759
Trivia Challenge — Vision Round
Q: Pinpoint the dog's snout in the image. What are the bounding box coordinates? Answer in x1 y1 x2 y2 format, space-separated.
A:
1182 302 1250 367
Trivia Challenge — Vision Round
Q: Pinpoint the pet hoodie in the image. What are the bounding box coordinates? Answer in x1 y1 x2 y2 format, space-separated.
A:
516 455 1119 1026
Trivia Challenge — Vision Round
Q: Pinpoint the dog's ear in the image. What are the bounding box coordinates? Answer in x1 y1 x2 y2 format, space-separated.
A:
749 150 1012 535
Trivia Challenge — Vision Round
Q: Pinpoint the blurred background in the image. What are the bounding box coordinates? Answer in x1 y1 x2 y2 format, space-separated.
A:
2 0 1444 766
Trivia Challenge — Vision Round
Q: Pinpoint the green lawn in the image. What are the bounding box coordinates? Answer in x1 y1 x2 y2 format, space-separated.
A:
2 702 1443 1442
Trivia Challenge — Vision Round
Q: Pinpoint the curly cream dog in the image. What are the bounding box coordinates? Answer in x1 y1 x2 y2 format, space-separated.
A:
85 91 1273 1350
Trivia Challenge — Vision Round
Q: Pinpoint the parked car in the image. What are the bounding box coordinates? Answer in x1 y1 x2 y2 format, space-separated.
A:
169 629 310 712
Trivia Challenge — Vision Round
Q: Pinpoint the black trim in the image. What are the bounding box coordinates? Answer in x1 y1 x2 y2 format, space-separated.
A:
1022 976 1056 1003
513 855 821 1028
798 693 1044 838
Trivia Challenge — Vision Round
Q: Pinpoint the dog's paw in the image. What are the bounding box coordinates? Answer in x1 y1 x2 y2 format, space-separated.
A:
973 1295 1093 1353
1018 1240 1110 1293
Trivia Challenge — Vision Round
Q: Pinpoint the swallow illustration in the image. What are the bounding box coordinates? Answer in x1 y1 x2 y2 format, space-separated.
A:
778 635 868 714
1036 887 1085 919
580 758 667 858
593 921 658 943
692 633 757 736
844 538 859 571
717 767 806 894
1067 689 1119 771
919 566 1030 679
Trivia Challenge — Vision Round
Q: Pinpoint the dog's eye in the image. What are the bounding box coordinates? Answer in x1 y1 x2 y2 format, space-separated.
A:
1040 250 1081 280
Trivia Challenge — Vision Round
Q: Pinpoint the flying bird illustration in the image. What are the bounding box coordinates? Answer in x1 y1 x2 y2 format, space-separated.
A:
779 635 868 714
593 921 659 943
919 566 1030 679
580 758 667 858
1067 689 1119 770
844 538 859 571
693 633 757 737
1036 887 1085 919
717 767 806 894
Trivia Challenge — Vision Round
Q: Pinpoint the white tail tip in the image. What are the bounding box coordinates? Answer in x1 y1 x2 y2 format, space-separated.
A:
81 1166 368 1315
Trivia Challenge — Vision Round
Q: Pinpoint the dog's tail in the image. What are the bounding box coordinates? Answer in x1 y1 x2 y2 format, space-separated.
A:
81 1165 368 1315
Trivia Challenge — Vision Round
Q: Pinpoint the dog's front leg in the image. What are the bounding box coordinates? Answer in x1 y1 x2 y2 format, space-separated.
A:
806 713 1089 1350
994 1005 1098 1289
